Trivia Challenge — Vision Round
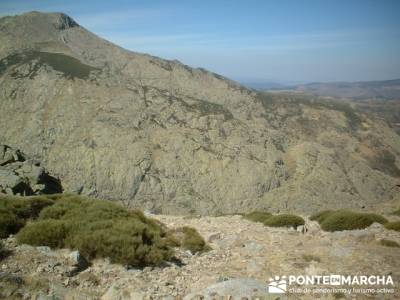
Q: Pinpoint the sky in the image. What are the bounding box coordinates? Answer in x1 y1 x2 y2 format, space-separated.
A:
1 0 400 84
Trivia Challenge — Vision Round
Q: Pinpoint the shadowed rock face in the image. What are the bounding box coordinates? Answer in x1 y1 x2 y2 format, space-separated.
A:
54 13 79 30
0 12 399 214
0 145 62 196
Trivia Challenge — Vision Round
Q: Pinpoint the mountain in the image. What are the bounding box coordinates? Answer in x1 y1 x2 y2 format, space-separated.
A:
280 79 400 100
241 81 288 90
0 12 399 214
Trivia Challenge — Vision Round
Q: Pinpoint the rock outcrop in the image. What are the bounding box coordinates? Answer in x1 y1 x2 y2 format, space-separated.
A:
0 12 399 214
0 145 62 195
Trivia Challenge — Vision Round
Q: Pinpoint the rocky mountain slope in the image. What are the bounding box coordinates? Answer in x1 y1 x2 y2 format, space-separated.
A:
0 12 400 214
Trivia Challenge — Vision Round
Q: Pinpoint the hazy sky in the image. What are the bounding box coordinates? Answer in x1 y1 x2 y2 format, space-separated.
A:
1 0 399 83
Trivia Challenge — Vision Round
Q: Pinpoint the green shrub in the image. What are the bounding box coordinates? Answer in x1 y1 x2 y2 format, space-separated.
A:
38 195 130 222
18 195 175 267
392 208 400 217
302 254 321 263
2 51 99 80
171 226 210 254
65 219 173 266
17 220 67 248
333 292 346 299
0 241 11 261
263 214 305 229
309 210 334 223
0 242 3 259
0 209 24 238
313 210 388 232
243 211 272 224
15 196 55 219
384 221 400 232
0 194 56 238
0 194 55 219
379 239 400 248
243 211 305 229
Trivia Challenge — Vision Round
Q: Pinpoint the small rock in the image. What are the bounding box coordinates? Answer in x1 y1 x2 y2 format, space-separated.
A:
36 246 52 254
183 278 287 299
242 242 264 252
296 225 308 234
101 285 146 300
205 232 221 243
33 293 58 300
246 260 263 274
217 276 230 282
350 231 375 242
66 251 89 276
16 244 35 252
63 278 69 286
47 261 61 271
369 222 385 231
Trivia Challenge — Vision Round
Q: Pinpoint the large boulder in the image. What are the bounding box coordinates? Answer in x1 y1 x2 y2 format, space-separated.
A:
183 278 289 299
0 145 62 195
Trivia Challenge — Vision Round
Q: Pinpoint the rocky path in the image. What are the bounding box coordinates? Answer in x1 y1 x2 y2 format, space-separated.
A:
1 215 399 299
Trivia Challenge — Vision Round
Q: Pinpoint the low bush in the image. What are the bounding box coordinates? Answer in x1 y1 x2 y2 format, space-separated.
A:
0 194 57 238
65 218 173 266
170 226 210 254
243 211 272 224
263 214 305 229
243 211 305 229
384 221 400 232
311 210 388 232
0 241 11 261
333 292 346 299
0 194 55 219
17 195 175 267
392 208 400 217
302 254 321 263
17 220 67 248
379 239 400 248
13 196 55 219
0 209 24 238
309 210 334 223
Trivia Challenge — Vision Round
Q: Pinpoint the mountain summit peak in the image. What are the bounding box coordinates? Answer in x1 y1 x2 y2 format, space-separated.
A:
0 11 79 31
52 12 79 30
18 11 79 30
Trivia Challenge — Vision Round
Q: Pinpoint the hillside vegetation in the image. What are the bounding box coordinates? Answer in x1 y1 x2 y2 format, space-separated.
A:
1 194 208 267
243 211 305 229
310 210 388 231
